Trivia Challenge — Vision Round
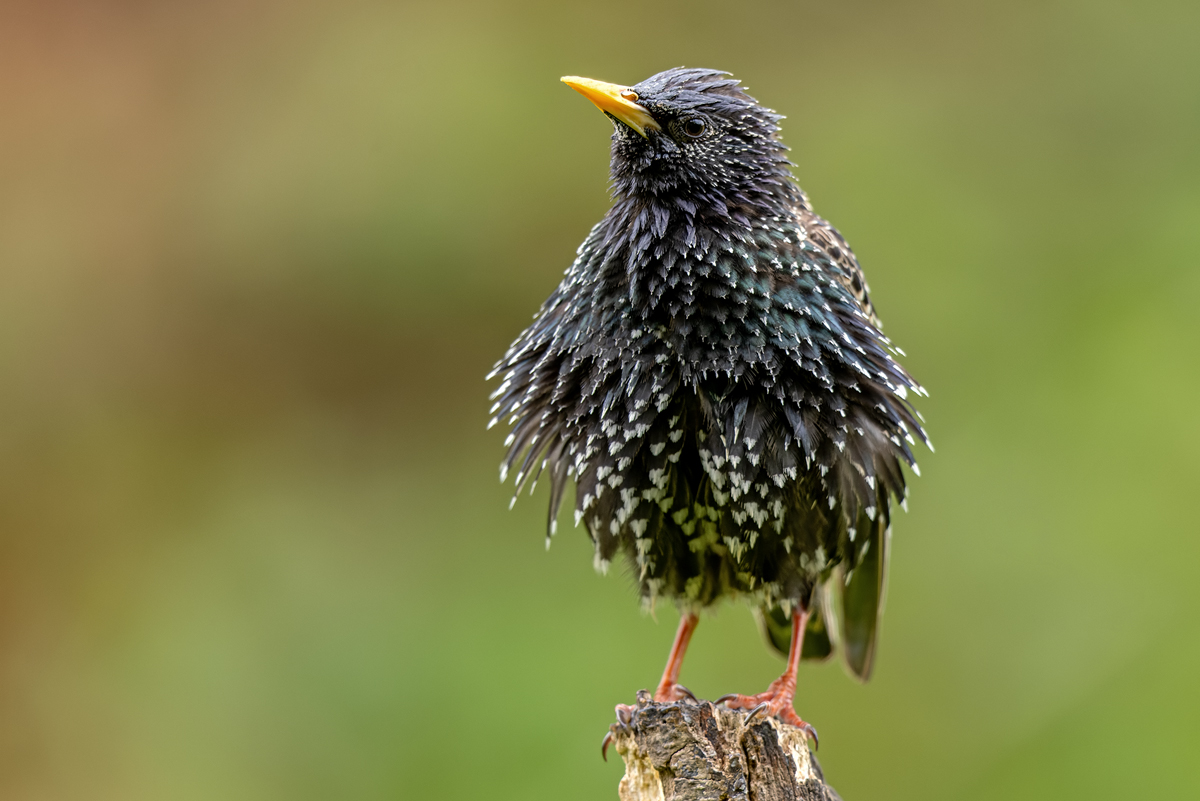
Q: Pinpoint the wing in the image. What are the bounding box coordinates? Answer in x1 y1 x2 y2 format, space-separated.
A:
797 207 881 328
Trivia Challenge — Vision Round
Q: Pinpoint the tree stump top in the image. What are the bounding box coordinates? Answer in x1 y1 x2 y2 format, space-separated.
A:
608 692 840 801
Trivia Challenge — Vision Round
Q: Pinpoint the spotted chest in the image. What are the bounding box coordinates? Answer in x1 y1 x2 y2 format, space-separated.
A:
569 365 856 611
490 204 924 609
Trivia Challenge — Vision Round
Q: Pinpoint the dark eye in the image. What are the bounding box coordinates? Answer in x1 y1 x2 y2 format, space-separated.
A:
682 118 706 138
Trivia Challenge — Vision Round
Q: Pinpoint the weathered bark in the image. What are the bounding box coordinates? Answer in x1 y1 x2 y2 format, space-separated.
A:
607 692 840 801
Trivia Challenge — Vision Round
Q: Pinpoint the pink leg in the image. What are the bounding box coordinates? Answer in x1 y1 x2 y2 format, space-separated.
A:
654 612 699 702
718 607 818 747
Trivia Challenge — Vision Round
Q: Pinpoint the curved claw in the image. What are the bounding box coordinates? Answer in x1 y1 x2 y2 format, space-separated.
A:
802 723 820 750
675 684 697 702
715 693 740 706
744 701 771 724
601 731 613 762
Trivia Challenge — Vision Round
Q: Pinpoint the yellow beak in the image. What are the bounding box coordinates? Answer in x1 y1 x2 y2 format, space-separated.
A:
561 76 661 139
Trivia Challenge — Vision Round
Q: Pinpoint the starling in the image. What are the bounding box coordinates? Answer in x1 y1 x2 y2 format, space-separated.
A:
488 68 928 741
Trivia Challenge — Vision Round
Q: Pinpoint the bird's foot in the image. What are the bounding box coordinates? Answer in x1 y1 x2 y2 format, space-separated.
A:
717 677 819 748
653 681 697 704
601 709 633 761
602 691 653 761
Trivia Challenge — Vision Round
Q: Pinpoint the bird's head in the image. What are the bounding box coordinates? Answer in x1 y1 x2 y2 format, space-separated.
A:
562 67 792 204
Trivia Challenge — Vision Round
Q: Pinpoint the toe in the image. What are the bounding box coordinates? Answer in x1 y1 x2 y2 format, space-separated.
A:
716 693 754 709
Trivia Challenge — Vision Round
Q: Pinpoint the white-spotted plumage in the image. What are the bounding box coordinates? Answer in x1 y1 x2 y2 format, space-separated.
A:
489 67 928 678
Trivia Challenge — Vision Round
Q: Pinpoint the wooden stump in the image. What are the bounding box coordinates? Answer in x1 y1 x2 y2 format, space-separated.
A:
607 691 840 801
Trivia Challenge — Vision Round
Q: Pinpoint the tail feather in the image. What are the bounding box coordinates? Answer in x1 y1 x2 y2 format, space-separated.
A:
754 598 834 662
838 504 890 681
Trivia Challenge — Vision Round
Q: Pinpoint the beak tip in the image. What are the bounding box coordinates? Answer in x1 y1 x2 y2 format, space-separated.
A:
559 75 659 139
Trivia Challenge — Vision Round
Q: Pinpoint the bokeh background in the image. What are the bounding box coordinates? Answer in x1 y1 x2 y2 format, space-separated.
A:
2 0 1198 798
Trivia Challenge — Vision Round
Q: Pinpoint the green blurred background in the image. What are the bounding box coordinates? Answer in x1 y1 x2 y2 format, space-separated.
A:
2 0 1198 798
